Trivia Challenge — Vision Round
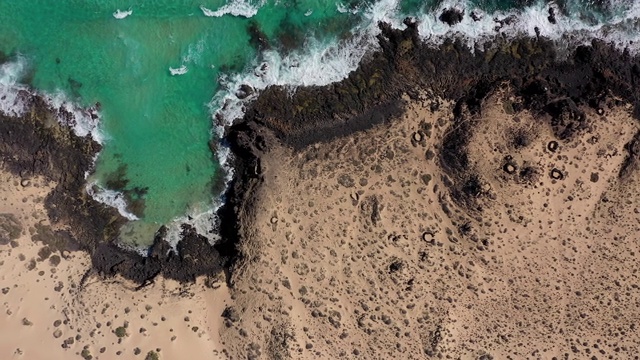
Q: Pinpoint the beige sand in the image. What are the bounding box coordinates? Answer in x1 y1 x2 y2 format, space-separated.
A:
0 171 230 360
219 89 640 359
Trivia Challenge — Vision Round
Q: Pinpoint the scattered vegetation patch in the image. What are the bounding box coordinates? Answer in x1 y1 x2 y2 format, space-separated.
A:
114 326 127 338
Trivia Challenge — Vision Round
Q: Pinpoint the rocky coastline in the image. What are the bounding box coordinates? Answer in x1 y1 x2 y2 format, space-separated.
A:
214 20 640 358
222 19 640 274
3 17 640 288
0 92 227 284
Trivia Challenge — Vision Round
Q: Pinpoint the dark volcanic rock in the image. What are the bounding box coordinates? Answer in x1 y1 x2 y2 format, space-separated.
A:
7 17 640 285
619 131 640 180
236 84 255 100
548 7 557 24
439 8 464 26
247 21 270 52
226 22 640 260
470 11 483 22
0 96 124 249
0 84 227 285
0 213 22 245
217 121 274 282
92 225 224 284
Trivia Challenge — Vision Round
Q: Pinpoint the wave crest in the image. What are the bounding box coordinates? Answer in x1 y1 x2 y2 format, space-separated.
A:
113 9 132 19
200 0 263 18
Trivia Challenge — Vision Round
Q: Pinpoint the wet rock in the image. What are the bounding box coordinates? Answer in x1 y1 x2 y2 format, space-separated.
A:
494 15 517 30
236 84 254 100
93 224 225 284
439 8 464 26
548 7 557 24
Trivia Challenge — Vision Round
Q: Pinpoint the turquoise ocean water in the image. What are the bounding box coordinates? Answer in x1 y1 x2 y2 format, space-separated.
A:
0 0 638 246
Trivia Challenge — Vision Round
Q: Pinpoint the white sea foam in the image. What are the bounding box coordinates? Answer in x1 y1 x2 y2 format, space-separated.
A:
0 57 103 142
86 182 139 221
42 91 104 141
183 39 206 64
113 9 132 19
211 0 401 125
0 57 131 236
336 2 359 15
411 0 640 51
0 59 29 117
210 0 640 130
194 0 401 247
169 65 189 76
165 206 220 249
200 0 263 18
201 0 640 250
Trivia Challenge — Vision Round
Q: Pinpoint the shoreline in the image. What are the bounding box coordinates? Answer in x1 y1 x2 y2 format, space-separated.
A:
2 17 640 358
0 168 230 359
3 19 640 286
0 90 230 285
212 22 640 357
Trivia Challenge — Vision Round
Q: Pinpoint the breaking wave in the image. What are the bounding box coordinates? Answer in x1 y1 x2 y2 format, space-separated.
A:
211 0 640 129
200 0 264 18
0 57 103 141
169 65 188 76
113 9 133 19
0 59 29 117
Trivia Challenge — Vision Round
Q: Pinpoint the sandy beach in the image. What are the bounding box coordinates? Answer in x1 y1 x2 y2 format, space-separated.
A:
0 169 231 360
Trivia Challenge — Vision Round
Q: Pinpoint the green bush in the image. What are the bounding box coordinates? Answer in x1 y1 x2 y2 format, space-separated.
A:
145 351 159 360
114 326 127 338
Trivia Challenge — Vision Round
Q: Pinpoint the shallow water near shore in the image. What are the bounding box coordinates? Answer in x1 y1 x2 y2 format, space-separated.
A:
0 0 366 245
0 0 639 246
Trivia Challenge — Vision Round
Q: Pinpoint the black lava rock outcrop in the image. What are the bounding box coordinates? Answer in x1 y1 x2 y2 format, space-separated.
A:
439 8 464 26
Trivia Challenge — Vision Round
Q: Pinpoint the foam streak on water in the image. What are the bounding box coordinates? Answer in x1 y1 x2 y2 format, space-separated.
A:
113 9 133 19
169 65 189 76
200 0 263 18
